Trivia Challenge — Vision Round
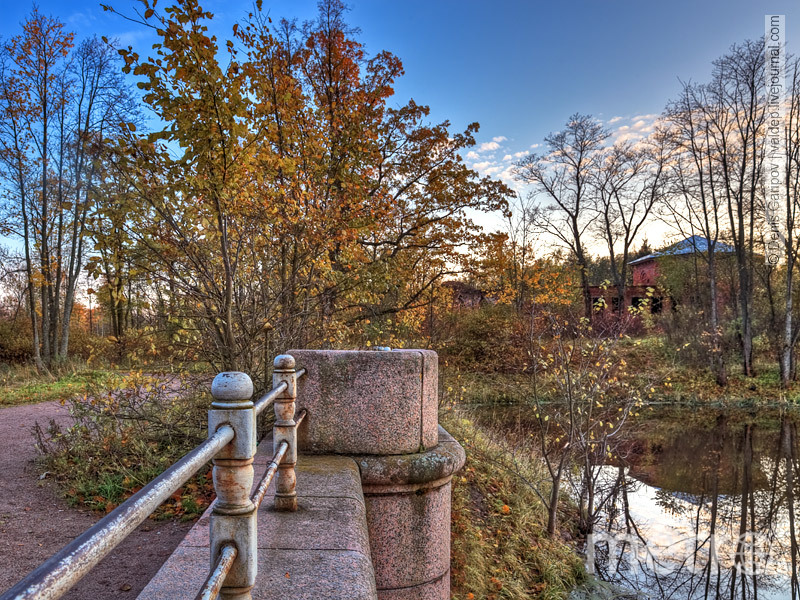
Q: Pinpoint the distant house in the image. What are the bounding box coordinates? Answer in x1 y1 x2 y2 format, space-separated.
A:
589 235 736 314
442 280 489 309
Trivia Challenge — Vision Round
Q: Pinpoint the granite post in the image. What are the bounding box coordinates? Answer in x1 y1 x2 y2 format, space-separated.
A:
287 349 465 600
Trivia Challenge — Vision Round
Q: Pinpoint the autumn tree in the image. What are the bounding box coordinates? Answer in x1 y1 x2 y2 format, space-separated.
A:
527 315 642 537
107 0 509 374
0 9 136 367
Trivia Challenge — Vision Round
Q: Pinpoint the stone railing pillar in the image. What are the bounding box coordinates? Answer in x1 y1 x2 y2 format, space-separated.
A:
288 349 465 600
272 354 298 511
209 372 257 600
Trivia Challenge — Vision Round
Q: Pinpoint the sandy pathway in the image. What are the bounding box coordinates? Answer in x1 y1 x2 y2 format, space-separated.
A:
0 400 193 598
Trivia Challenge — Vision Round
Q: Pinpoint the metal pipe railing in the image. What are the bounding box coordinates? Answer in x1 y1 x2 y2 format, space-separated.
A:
1 425 234 600
195 543 238 600
253 369 305 417
251 441 288 509
1 354 306 600
253 381 286 416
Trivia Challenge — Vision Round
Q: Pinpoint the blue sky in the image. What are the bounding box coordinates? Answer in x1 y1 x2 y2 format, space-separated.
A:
2 0 798 237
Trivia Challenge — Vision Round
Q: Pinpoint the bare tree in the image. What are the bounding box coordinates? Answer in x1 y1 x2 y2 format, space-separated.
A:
0 9 137 367
663 82 728 386
703 40 766 378
775 58 800 386
592 130 671 312
514 114 609 318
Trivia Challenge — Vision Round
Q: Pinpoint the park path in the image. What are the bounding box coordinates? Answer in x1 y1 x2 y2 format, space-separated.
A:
0 400 193 598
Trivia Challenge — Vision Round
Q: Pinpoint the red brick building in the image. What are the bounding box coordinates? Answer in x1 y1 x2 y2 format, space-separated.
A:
589 236 735 315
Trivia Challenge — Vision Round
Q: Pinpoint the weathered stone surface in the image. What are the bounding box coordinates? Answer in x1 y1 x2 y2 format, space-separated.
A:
376 570 450 600
363 480 452 591
136 547 377 600
211 371 254 403
133 545 210 600
137 454 377 600
257 440 366 503
288 349 438 455
396 349 439 450
356 426 466 488
255 549 376 600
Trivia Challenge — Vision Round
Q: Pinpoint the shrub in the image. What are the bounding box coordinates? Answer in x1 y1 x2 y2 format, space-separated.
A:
440 304 519 372
0 318 33 363
34 373 214 519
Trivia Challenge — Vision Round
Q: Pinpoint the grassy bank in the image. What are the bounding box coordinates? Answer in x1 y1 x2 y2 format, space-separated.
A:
442 407 585 600
0 362 124 407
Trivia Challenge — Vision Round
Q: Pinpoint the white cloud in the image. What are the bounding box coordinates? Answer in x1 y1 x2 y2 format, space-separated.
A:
502 154 513 161
608 116 623 124
112 29 151 48
472 161 492 171
479 141 500 152
492 136 507 143
514 151 527 158
465 151 480 160
615 132 641 144
632 119 647 129
68 12 95 27
529 143 540 149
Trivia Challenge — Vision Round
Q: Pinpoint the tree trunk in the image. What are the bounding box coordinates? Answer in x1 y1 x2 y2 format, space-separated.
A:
708 252 727 386
547 473 561 536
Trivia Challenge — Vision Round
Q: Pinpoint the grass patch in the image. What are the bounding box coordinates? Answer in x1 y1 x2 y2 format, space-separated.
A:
442 407 585 600
0 363 124 407
35 373 214 520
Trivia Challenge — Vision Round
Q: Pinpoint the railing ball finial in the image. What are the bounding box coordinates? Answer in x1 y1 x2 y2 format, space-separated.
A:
273 354 296 371
211 372 254 407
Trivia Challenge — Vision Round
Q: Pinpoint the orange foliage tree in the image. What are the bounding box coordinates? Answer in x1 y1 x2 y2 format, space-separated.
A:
103 0 510 374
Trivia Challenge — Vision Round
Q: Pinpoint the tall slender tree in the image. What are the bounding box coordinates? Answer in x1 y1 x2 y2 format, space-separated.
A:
514 114 608 319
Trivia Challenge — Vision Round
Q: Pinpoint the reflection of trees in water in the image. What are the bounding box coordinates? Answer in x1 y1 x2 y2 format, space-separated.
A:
588 415 800 600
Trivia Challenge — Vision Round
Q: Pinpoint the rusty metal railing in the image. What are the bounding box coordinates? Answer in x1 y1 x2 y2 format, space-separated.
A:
1 354 305 600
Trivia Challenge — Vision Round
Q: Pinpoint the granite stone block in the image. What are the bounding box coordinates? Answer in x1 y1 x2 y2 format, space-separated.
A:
356 427 466 489
137 455 376 600
135 545 211 600
393 349 439 450
255 549 376 600
288 350 438 455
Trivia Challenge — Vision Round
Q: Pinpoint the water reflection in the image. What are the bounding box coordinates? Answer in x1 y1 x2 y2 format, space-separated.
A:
588 414 800 599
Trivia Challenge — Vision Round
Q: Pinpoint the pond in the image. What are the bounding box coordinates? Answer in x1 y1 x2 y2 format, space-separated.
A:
473 405 800 599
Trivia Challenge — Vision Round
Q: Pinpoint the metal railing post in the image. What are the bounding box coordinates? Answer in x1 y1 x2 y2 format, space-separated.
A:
209 372 257 600
272 354 298 511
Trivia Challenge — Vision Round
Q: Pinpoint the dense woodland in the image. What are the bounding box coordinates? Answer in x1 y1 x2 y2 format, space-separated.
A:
1 1 800 392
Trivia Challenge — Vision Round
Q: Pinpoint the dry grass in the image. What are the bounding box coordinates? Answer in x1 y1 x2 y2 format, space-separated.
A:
443 406 585 600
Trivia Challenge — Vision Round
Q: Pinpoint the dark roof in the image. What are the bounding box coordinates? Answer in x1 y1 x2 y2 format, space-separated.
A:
629 235 735 265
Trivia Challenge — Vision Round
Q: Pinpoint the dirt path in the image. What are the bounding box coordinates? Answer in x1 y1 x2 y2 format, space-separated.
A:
0 400 193 598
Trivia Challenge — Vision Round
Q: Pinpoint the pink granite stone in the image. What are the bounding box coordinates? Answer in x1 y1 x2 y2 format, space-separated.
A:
138 455 377 600
376 570 450 600
288 350 439 455
393 350 439 450
356 427 465 488
362 480 452 590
